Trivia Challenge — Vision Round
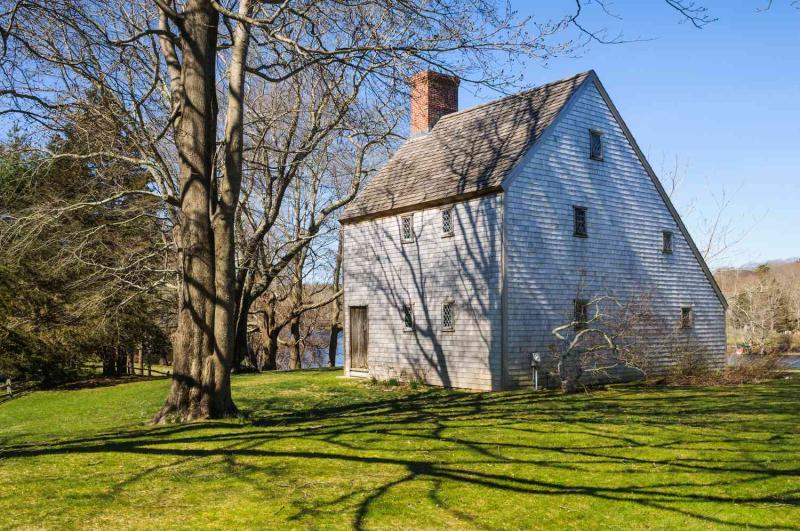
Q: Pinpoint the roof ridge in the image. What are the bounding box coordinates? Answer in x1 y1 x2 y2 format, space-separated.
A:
434 70 593 126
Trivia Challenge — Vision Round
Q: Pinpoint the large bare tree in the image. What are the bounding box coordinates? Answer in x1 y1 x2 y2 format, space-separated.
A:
0 0 582 421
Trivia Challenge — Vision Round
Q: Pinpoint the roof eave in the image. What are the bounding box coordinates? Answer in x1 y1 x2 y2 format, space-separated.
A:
339 186 504 225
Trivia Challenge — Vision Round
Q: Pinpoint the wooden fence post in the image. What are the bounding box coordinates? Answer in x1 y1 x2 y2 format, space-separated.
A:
5 378 11 397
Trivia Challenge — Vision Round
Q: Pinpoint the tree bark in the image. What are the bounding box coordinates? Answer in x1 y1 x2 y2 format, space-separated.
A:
289 316 302 370
153 0 235 423
232 293 253 372
115 346 127 377
287 179 304 371
102 349 115 377
288 248 304 370
266 331 279 371
328 230 343 367
258 301 280 371
328 323 341 368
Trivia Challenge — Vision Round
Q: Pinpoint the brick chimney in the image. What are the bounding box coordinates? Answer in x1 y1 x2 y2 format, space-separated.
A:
410 71 459 136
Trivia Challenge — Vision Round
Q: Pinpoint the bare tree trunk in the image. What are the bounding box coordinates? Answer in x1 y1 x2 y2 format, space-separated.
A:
102 349 115 377
558 354 581 394
208 0 251 402
288 180 304 371
266 332 279 370
232 294 253 372
154 1 235 423
327 323 341 368
289 255 303 370
328 230 344 367
288 272 303 370
115 346 127 377
290 317 302 370
258 299 281 371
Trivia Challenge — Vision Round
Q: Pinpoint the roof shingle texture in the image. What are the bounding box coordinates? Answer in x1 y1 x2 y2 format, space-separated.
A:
341 71 591 222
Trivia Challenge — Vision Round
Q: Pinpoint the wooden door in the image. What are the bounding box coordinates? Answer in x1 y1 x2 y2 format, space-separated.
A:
349 306 368 369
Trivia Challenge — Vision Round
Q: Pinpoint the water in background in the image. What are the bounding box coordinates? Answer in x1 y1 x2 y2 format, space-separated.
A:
784 356 800 369
329 332 344 367
335 333 344 366
297 332 344 368
727 354 800 369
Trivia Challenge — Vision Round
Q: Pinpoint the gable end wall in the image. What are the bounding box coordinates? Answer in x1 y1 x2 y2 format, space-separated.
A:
503 81 726 387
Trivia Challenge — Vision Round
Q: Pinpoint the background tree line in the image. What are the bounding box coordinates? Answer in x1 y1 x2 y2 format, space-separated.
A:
0 106 173 385
717 260 800 355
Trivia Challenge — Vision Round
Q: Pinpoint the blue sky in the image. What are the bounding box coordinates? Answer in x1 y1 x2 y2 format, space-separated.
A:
459 1 799 268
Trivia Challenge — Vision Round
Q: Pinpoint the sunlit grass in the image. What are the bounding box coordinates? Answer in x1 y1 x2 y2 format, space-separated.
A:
1 370 798 529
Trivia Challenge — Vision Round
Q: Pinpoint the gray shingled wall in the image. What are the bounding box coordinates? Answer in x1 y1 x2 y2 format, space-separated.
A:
503 80 726 388
343 195 503 390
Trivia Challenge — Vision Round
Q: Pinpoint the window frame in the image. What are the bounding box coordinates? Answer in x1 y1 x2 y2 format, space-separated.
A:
589 129 603 161
680 306 694 329
442 300 455 332
574 299 589 331
573 206 588 238
441 206 454 238
400 214 415 243
402 303 414 332
662 231 674 255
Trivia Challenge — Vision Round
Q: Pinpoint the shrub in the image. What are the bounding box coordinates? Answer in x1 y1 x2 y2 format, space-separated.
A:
715 354 782 385
668 342 710 384
790 333 800 352
664 339 782 386
764 332 792 354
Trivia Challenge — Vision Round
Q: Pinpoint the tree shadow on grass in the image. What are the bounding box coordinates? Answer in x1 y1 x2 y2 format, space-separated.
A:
2 377 800 529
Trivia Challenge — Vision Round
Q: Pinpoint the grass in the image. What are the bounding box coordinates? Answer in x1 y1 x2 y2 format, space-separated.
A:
1 370 799 530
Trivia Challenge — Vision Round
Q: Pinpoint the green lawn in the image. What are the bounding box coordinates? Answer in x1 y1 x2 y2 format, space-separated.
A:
1 371 798 530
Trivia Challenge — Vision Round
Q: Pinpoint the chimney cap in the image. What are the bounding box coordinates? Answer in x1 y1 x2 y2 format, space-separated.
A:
409 70 460 86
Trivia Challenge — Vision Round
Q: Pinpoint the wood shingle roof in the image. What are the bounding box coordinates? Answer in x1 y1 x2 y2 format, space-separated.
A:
340 71 592 222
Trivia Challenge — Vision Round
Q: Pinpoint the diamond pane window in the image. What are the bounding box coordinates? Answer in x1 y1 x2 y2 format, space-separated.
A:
442 301 455 331
400 215 414 242
442 208 453 236
402 304 414 331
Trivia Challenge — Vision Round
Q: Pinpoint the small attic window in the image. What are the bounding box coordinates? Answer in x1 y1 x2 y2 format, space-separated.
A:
662 231 673 254
441 207 454 237
400 214 414 243
589 130 603 161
